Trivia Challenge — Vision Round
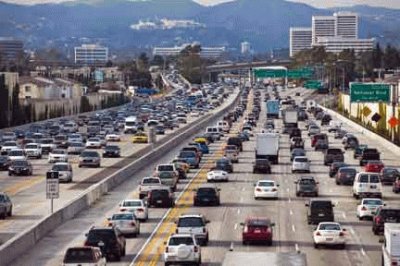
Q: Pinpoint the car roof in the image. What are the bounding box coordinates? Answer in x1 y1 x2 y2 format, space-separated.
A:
299 176 315 180
257 179 275 183
178 214 204 219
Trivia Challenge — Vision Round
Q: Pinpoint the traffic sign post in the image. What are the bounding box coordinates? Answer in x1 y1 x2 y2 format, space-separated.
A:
46 171 59 214
350 83 391 103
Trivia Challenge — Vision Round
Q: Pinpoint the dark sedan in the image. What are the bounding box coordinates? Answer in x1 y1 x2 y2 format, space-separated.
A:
194 185 220 206
0 156 11 171
8 160 33 176
214 158 233 173
102 145 121 158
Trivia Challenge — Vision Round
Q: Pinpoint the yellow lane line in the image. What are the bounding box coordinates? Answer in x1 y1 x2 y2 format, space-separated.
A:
4 175 44 196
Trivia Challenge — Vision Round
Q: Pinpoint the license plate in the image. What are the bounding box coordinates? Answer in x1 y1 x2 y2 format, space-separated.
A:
370 185 377 189
156 200 162 204
254 229 261 233
387 218 397 222
326 238 333 241
318 213 325 217
264 189 270 192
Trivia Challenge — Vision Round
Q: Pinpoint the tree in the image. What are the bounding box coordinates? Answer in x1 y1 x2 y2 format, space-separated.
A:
383 45 400 69
177 44 204 84
151 55 165 67
0 75 9 128
137 53 149 72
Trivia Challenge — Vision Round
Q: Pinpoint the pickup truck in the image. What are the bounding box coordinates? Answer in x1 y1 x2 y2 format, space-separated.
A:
138 177 162 199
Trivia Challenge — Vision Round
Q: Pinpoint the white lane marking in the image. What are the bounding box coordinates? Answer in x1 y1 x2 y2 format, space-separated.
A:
290 210 293 216
286 188 290 193
292 225 296 232
342 212 347 219
360 248 366 256
234 223 238 230
288 197 291 203
240 197 243 203
295 243 300 253
241 187 245 191
229 242 234 251
329 189 333 193
237 209 241 215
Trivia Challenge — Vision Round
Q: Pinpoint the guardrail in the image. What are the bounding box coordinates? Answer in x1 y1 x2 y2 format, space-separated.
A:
0 88 241 266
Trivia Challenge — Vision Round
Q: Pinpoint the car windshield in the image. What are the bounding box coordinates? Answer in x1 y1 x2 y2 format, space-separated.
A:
25 144 38 149
168 237 194 246
319 223 341 231
299 179 315 185
179 151 195 158
81 152 98 157
9 150 24 156
0 156 8 162
142 178 160 184
178 217 204 227
0 195 8 202
158 165 174 171
258 181 274 187
52 164 69 171
197 188 216 195
295 158 308 163
3 142 16 147
12 160 28 166
152 190 169 197
384 168 398 174
122 201 142 207
111 213 134 220
63 248 95 263
364 199 383 205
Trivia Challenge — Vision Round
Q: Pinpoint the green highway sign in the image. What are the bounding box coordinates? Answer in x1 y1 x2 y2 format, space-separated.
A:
304 80 322 89
287 67 314 79
350 83 391 103
253 68 286 78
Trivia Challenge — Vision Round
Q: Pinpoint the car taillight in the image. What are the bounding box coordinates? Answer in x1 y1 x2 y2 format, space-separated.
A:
375 216 382 224
256 188 262 192
243 225 248 233
108 222 113 226
361 206 367 211
339 232 345 237
165 246 169 253
272 188 277 192
84 241 89 246
391 261 398 266
176 228 178 233
194 246 199 252
137 208 144 212
316 231 321 236
131 222 136 226
120 208 126 212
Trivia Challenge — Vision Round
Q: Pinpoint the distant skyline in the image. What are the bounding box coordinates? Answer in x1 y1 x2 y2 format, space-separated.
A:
1 0 400 9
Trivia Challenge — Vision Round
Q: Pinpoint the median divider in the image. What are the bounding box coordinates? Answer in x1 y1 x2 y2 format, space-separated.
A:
0 89 241 266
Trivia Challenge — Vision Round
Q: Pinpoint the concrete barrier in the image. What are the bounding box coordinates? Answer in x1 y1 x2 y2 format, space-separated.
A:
319 105 400 156
0 89 241 266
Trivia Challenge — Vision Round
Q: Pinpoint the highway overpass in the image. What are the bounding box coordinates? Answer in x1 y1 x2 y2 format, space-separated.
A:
205 60 292 73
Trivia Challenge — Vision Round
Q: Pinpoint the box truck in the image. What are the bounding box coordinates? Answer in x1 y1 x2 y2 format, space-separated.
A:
255 133 279 164
266 100 280 119
381 223 400 266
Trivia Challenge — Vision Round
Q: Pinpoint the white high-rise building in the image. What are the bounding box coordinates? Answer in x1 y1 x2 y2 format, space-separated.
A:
241 41 251 54
314 37 374 54
312 16 336 45
74 44 108 65
290 27 312 57
334 12 358 39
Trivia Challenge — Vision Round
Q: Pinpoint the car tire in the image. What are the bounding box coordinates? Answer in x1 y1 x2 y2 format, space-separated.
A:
7 207 12 217
8 172 12 176
267 240 273 246
314 243 319 249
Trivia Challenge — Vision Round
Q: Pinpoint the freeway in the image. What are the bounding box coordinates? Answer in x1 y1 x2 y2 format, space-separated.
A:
11 85 399 266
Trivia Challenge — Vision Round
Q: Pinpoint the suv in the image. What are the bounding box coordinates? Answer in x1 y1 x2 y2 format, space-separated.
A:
0 192 12 219
329 162 348 178
164 234 201 266
147 187 174 208
306 199 335 225
154 164 179 190
253 159 271 174
194 185 220 206
84 226 126 261
138 177 162 199
335 167 357 186
8 159 33 176
324 148 344 166
352 172 382 199
360 148 380 166
176 214 210 246
227 137 243 152
63 246 106 266
372 207 400 235
295 176 319 197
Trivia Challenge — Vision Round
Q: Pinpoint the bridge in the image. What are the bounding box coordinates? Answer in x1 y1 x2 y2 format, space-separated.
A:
205 59 292 73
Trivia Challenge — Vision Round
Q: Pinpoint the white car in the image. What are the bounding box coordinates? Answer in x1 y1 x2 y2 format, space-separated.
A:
63 246 106 266
176 214 209 246
119 199 148 221
67 142 85 155
67 134 83 144
48 149 68 163
207 170 229 182
308 125 321 136
51 162 73 183
138 177 162 199
352 172 382 199
292 156 311 173
1 141 19 154
342 133 355 144
24 143 42 159
107 212 140 237
86 138 102 149
254 180 279 200
313 222 346 249
105 132 121 142
164 234 201 265
356 198 384 220
8 149 26 161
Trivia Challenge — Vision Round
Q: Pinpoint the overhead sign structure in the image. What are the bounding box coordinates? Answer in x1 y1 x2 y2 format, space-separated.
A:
350 83 391 103
287 67 314 79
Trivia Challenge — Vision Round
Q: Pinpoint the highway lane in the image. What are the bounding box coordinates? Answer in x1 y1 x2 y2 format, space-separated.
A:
0 88 239 245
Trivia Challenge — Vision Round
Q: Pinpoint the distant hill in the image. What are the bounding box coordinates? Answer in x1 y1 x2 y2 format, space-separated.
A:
0 0 398 54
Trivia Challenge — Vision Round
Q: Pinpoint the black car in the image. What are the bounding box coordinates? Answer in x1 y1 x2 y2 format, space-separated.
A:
194 185 220 206
360 148 380 166
329 162 348 177
344 136 359 150
324 148 344 166
147 188 174 208
253 159 271 174
227 137 243 152
289 128 302 139
306 199 335 225
102 145 121 158
8 159 33 176
321 114 332 125
372 207 400 235
0 156 11 171
380 167 400 185
215 158 233 173
84 226 126 261
295 176 319 197
155 125 165 135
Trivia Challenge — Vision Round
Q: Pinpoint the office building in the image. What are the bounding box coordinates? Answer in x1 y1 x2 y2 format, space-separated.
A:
241 42 251 54
74 44 108 65
0 38 23 62
290 27 312 57
315 37 374 54
334 12 358 39
200 47 226 58
312 16 336 45
152 46 184 57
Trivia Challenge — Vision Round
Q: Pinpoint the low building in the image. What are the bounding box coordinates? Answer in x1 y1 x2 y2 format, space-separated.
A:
19 76 83 99
315 37 374 54
153 44 226 58
74 44 109 65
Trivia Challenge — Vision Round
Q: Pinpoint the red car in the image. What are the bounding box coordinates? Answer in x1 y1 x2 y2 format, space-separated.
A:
364 160 385 173
241 217 275 246
392 176 400 193
311 134 327 147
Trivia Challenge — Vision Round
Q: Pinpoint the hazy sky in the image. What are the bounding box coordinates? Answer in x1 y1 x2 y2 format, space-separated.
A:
2 0 400 9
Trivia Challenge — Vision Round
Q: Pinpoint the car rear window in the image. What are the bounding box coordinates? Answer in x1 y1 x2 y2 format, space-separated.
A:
152 190 169 197
319 223 340 231
381 210 400 218
339 168 356 175
122 201 142 207
311 201 332 208
169 237 194 246
359 174 369 183
370 175 380 183
87 229 116 243
248 219 269 227
158 165 174 171
364 199 383 205
299 179 315 185
142 178 160 184
179 151 196 158
258 181 274 187
198 188 217 195
327 149 342 154
63 248 94 263
295 158 308 163
112 213 134 220
178 217 204 227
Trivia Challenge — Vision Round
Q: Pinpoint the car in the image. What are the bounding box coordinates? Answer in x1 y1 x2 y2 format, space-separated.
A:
321 114 332 126
84 226 126 261
147 187 174 208
119 199 148 221
334 129 347 139
8 159 33 176
328 122 341 132
138 177 162 199
132 132 148 143
324 148 344 166
24 143 42 159
308 125 321 136
241 217 275 246
352 172 382 199
254 180 279 200
154 164 179 190
102 145 121 158
78 151 101 168
193 184 220 206
66 142 85 155
0 141 19 155
105 132 121 142
227 137 243 152
311 134 327 148
379 167 399 185
357 198 384 220
290 148 305 162
359 148 380 166
329 162 348 178
86 137 102 149
107 212 140 237
295 176 319 197
315 138 329 150
164 234 201 266
364 160 385 173
372 206 400 235
0 192 12 219
306 199 335 225
8 149 26 161
214 157 233 173
95 135 108 147
335 167 357 185
224 145 239 163
177 150 199 169
155 125 165 135
353 144 368 159
344 136 359 150
176 214 210 246
313 222 346 249
292 156 310 173
62 246 106 266
51 162 73 183
0 155 11 171
48 149 69 163
290 138 304 151
252 159 272 174
392 175 400 193
207 170 229 182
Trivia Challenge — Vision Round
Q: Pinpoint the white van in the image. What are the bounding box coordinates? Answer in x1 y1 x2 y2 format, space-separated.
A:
353 172 382 199
206 127 222 140
124 116 137 134
217 121 230 133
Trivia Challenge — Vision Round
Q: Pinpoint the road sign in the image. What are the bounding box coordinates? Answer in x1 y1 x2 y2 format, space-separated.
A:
371 113 382 122
388 117 399 128
46 171 59 199
362 106 372 117
350 83 390 103
287 68 313 79
304 80 322 89
254 68 286 78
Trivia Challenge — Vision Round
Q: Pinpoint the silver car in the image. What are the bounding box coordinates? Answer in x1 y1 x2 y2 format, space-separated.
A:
52 162 73 183
107 212 140 237
78 151 101 168
292 156 311 173
0 192 12 219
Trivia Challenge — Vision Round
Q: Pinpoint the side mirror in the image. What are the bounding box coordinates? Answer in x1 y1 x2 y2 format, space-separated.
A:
164 241 167 245
305 203 309 207
106 217 111 221
206 220 210 224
